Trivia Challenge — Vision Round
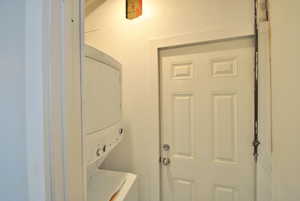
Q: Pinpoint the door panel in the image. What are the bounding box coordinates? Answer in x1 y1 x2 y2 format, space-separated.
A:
173 94 194 157
160 37 255 201
213 92 237 163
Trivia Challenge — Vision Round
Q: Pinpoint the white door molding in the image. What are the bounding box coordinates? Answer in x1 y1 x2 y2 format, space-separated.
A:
63 0 85 200
147 27 273 201
26 0 84 201
257 21 272 201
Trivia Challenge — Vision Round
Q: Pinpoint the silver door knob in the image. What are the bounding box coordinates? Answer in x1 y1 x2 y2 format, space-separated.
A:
161 157 171 166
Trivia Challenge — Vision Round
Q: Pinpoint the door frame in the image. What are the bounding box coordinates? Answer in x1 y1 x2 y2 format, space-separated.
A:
148 28 271 201
29 1 272 200
25 0 85 201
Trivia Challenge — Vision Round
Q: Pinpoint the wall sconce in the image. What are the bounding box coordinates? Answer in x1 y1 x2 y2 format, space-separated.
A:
126 0 142 19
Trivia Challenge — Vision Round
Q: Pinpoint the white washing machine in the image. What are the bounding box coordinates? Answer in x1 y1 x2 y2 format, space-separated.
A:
88 169 138 201
83 45 138 201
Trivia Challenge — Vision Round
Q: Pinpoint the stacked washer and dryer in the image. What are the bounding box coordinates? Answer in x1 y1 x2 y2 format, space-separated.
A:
83 45 138 201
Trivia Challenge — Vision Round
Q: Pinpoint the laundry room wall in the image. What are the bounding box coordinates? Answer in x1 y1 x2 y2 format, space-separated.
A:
269 1 300 201
84 1 254 201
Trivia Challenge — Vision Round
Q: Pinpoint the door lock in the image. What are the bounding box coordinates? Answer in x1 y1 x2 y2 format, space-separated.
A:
162 144 170 151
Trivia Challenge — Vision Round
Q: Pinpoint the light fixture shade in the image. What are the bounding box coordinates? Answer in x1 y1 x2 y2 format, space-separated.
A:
126 0 142 19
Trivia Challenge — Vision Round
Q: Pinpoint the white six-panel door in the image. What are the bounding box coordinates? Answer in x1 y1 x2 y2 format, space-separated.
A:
160 37 255 201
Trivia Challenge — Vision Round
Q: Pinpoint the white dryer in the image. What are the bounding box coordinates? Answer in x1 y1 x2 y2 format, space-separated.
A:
83 45 138 201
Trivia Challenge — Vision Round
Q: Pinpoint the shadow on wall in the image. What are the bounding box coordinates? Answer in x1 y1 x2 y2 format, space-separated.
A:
86 0 107 16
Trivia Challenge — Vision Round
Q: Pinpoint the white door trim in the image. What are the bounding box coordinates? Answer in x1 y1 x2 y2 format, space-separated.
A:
148 28 272 201
61 0 86 200
26 0 84 201
257 21 272 201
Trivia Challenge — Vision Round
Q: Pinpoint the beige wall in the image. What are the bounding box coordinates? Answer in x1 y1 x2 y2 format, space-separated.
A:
270 1 300 201
85 1 254 201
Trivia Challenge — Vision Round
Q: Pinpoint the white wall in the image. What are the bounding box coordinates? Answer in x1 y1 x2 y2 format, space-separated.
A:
269 1 300 201
85 1 254 201
0 1 28 201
